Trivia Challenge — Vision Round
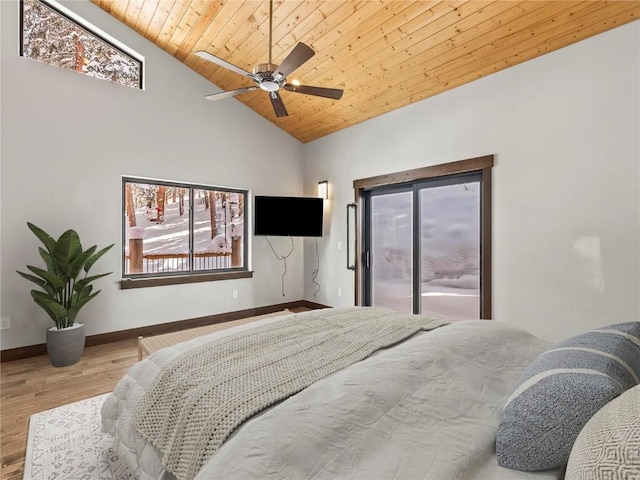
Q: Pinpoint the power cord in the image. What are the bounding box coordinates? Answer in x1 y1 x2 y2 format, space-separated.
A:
312 238 321 296
265 236 294 297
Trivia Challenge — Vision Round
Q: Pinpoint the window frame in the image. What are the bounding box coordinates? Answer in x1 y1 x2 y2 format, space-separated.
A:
120 177 252 289
20 0 144 90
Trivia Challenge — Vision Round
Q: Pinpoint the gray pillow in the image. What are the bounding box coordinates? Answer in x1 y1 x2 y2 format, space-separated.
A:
496 322 640 471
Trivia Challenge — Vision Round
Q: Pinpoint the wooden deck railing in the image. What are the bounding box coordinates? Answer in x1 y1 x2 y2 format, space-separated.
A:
125 252 231 274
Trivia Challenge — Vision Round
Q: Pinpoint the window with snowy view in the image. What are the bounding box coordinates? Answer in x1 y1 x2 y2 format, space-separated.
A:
123 179 247 278
21 0 142 89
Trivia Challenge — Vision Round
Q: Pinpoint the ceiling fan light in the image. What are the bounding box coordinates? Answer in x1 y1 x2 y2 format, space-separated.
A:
260 81 280 92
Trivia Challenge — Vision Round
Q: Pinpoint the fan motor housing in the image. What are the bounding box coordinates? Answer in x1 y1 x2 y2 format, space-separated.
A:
253 63 283 92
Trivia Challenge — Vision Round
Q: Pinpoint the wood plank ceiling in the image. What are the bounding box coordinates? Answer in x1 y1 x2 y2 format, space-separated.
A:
91 1 639 143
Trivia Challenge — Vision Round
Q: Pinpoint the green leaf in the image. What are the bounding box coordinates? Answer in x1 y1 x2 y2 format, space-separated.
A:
67 291 99 323
75 284 93 301
17 270 57 297
26 265 65 292
38 247 58 274
84 243 114 273
31 291 67 325
27 222 56 255
74 272 111 293
32 297 59 325
68 246 96 280
54 230 83 278
17 270 46 288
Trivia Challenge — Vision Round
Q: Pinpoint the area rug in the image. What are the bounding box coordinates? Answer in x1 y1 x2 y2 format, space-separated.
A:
24 393 132 480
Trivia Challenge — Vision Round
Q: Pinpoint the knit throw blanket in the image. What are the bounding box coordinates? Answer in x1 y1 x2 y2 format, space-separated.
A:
132 307 447 480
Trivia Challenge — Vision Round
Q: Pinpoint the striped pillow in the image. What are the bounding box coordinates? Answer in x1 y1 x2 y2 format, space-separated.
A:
496 322 640 471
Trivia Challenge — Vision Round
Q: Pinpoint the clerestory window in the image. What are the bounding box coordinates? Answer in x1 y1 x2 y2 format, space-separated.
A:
20 0 143 89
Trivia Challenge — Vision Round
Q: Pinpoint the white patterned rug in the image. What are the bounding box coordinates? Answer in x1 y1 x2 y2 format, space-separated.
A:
24 393 132 480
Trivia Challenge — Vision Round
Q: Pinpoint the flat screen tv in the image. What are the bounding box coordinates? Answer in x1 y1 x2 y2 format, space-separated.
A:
254 196 323 237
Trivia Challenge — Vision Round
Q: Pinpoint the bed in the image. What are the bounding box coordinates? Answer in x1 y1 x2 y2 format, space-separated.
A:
102 306 568 480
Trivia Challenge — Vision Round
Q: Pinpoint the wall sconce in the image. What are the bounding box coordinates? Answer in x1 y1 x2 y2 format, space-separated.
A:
317 180 328 200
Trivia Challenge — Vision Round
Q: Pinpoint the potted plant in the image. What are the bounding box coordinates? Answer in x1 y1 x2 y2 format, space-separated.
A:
17 222 114 367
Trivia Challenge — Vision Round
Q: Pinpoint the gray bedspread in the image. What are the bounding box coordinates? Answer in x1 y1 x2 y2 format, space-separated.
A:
102 307 564 480
132 308 446 480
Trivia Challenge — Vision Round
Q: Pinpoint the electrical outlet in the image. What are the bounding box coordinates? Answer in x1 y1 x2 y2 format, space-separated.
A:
232 290 238 299
337 288 342 298
0 317 10 330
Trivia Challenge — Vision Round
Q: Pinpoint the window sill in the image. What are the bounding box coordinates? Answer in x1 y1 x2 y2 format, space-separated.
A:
119 270 253 289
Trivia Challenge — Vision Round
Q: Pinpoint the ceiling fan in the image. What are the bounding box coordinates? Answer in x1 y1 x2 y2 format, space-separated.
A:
195 0 343 118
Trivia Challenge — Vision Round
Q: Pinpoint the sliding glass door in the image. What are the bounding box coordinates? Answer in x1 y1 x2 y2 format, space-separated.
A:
364 173 483 320
418 178 480 319
367 188 414 313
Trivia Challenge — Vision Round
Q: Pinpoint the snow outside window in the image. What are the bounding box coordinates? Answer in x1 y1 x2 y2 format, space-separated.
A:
123 179 247 278
21 0 143 89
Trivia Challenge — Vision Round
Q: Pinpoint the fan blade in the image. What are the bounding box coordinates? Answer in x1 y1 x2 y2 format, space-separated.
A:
284 84 343 100
195 51 254 79
269 91 288 117
205 86 258 101
273 43 315 80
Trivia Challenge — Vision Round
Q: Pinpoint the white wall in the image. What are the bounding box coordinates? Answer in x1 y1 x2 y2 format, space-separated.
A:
0 0 305 350
303 21 640 342
2 3 638 350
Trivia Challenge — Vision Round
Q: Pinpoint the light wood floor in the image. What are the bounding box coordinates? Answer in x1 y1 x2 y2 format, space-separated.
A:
1 338 140 480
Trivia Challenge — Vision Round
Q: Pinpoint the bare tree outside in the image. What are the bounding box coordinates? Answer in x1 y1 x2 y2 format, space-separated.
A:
125 183 136 227
21 0 142 89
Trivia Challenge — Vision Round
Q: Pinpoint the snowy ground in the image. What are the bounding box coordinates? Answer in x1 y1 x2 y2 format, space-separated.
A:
372 279 480 320
125 197 242 255
124 197 243 274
